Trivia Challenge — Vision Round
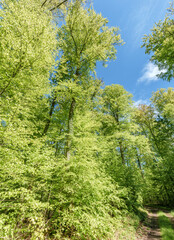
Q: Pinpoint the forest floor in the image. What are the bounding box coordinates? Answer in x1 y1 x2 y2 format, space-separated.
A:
136 207 174 240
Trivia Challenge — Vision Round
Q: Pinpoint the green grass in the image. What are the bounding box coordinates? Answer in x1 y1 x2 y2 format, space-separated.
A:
114 217 138 240
114 209 147 240
170 211 174 218
158 211 174 240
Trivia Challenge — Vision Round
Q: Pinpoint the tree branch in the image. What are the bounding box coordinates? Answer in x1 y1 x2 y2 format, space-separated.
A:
43 93 57 135
0 60 23 96
41 0 49 7
50 0 68 12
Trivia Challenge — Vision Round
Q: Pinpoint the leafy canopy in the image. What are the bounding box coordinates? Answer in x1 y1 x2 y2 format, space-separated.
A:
142 1 174 81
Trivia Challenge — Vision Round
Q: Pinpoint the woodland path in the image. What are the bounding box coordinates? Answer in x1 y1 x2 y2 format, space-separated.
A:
136 207 174 240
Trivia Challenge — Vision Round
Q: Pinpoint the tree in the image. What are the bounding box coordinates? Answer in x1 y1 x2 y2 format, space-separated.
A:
102 84 133 165
0 1 130 239
43 1 123 160
0 0 57 169
41 0 68 11
152 87 174 123
100 84 151 209
0 0 58 237
1 0 152 239
142 1 174 81
0 0 57 97
134 88 174 206
0 0 57 158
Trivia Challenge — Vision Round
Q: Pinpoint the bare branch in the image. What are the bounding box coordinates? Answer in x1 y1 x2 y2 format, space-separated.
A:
41 0 49 7
50 0 68 12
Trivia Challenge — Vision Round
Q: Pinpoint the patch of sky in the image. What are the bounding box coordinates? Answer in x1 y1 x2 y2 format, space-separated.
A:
1 120 7 127
93 0 174 104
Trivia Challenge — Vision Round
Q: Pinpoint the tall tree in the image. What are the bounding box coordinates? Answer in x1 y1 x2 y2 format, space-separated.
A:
0 0 57 159
0 1 58 237
134 88 174 206
142 1 174 81
44 1 123 160
0 1 153 239
100 84 150 208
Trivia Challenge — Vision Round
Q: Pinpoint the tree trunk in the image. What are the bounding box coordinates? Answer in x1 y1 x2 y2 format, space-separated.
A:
148 123 164 160
114 113 125 165
118 142 125 165
65 97 76 161
136 153 144 178
43 95 56 135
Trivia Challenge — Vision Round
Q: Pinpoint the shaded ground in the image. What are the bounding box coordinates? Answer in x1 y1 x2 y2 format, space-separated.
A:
136 207 174 240
147 208 161 239
136 207 161 240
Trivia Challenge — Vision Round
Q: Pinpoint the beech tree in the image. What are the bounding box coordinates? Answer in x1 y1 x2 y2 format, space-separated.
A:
100 84 151 210
2 0 173 239
134 88 174 206
0 0 57 238
0 1 128 239
0 0 57 142
43 1 123 160
142 1 174 81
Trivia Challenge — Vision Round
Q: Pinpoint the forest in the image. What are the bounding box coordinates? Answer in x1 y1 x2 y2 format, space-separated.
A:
0 0 174 239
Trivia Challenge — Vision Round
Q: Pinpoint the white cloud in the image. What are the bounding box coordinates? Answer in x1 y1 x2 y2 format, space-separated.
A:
138 62 166 83
134 99 149 107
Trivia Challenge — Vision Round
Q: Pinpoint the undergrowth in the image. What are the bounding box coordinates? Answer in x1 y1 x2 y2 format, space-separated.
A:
158 211 174 240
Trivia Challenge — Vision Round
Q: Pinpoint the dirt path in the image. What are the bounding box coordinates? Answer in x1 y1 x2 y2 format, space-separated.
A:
146 208 161 239
136 207 174 240
136 208 161 240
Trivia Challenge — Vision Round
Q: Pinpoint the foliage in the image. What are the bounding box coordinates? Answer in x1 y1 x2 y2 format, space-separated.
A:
142 1 174 81
134 88 174 206
100 85 150 209
158 211 174 240
0 0 174 239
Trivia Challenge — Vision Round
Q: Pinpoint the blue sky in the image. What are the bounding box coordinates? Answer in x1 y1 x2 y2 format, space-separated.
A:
93 0 174 104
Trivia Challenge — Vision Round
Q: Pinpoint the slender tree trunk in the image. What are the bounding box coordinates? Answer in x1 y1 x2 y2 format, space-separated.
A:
148 123 165 160
114 113 125 165
119 142 125 165
136 153 144 178
65 97 76 161
43 95 57 135
163 184 171 205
